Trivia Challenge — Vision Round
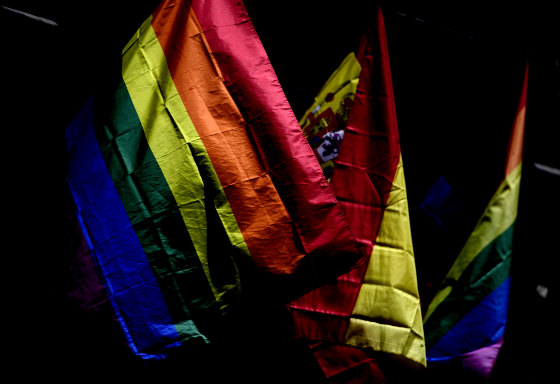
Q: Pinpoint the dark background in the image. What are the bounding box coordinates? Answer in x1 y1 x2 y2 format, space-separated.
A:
3 0 558 382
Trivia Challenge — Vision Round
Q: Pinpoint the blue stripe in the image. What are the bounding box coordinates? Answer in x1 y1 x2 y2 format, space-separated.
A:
427 276 511 359
66 96 180 356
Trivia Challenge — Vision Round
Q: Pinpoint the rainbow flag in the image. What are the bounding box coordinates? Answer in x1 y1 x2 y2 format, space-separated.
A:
66 0 361 359
288 4 426 372
423 63 528 377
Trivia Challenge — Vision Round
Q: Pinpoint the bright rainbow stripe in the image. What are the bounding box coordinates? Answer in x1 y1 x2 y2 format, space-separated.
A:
423 63 528 377
66 0 361 358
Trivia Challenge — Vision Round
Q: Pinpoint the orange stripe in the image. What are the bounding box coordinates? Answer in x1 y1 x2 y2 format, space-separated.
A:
151 2 304 273
505 63 528 176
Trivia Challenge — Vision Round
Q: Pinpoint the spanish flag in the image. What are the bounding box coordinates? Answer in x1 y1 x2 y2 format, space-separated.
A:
298 52 362 180
288 4 426 371
66 0 361 359
423 63 528 378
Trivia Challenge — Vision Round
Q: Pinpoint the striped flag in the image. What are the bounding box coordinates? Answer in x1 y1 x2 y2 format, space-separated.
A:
288 4 426 372
423 63 528 377
66 0 361 359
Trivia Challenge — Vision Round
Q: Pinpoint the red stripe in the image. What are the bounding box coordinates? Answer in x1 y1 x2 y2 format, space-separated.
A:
311 343 387 383
190 0 362 274
150 1 305 274
289 5 402 340
505 63 528 176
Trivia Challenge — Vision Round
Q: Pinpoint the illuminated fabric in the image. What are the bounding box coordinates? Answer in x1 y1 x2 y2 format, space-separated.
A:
66 0 361 359
423 64 528 377
299 52 362 179
288 5 426 368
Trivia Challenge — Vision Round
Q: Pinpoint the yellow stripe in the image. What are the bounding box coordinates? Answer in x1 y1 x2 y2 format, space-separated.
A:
121 16 245 309
424 162 522 321
344 156 426 367
298 52 361 127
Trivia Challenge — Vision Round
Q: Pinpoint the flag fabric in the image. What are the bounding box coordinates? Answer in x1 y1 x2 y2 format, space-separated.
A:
422 63 528 378
310 343 388 383
298 52 362 179
66 0 362 359
288 4 426 370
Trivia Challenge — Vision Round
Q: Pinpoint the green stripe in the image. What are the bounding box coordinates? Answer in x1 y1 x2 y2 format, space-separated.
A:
95 82 223 340
424 223 515 348
121 16 243 309
424 164 521 320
